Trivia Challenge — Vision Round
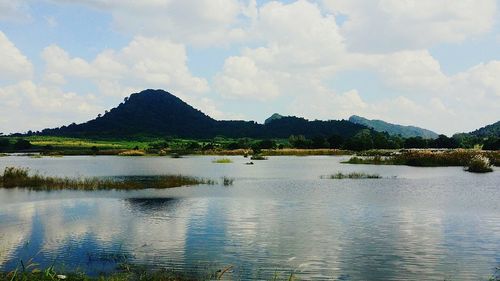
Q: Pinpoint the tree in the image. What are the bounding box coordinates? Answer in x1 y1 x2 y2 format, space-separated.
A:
404 137 428 149
344 129 373 151
288 135 311 148
311 135 329 148
327 134 344 149
14 139 32 150
0 138 10 152
432 134 458 149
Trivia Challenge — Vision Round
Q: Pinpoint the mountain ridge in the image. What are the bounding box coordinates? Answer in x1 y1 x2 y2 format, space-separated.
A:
348 115 439 139
40 89 367 139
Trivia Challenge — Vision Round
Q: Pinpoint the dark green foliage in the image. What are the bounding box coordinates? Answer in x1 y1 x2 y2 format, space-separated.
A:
469 120 500 137
432 134 459 149
0 138 9 152
288 135 311 148
13 139 32 150
254 139 277 150
311 135 329 148
327 134 344 149
483 137 500 150
344 129 374 151
404 136 429 148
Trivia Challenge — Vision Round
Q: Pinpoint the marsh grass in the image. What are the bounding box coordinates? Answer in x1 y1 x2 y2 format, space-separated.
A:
321 172 382 179
344 149 499 168
118 150 146 156
1 264 296 281
212 158 233 163
0 167 217 190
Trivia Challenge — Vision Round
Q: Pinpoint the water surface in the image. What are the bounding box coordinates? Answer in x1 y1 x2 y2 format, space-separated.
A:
0 156 499 280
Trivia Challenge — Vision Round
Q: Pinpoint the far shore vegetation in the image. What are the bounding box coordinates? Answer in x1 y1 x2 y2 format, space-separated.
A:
0 135 498 170
0 167 227 190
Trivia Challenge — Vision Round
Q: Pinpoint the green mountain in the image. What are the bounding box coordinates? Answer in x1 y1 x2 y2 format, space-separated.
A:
469 121 500 137
40 89 367 139
348 115 439 139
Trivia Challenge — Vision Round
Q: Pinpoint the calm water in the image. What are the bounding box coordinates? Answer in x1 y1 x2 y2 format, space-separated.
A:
0 155 499 280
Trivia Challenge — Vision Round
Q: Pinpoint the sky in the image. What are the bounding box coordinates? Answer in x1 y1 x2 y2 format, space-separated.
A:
0 0 499 136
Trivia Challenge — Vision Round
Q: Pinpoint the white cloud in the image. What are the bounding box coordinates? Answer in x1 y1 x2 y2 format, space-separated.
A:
323 0 497 52
0 80 104 133
0 1 31 22
372 50 449 93
214 56 280 101
42 36 209 97
215 0 348 101
0 31 33 83
51 0 250 47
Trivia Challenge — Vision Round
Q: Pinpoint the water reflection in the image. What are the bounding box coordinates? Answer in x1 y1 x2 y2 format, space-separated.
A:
0 156 499 280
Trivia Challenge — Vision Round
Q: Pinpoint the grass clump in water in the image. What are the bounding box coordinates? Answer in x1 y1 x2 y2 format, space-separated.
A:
466 155 493 173
212 157 233 163
250 154 268 160
0 167 216 190
321 172 382 179
221 176 234 186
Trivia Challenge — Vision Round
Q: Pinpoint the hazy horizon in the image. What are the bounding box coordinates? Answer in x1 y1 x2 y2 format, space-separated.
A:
1 0 500 135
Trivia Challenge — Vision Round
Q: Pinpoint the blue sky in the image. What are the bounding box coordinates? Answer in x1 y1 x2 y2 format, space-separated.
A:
0 0 499 135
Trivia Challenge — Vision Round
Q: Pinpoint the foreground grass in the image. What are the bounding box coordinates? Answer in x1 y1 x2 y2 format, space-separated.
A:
320 172 382 179
0 167 220 190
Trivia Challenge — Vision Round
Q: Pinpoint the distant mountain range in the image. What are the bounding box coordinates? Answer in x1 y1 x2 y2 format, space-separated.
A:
33 89 498 140
348 115 439 139
40 89 366 139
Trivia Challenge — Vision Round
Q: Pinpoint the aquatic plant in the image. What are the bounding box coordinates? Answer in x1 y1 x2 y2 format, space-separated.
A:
221 176 234 186
321 172 382 179
466 155 493 173
212 158 233 163
0 167 216 190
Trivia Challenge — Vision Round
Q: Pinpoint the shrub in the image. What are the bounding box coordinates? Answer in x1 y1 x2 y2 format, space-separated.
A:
466 155 493 173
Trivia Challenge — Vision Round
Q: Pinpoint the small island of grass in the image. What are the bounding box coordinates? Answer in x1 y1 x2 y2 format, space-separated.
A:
0 167 223 190
212 157 233 163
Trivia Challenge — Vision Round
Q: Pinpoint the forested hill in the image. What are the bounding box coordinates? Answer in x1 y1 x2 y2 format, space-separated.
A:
469 121 500 137
348 115 439 139
39 89 367 139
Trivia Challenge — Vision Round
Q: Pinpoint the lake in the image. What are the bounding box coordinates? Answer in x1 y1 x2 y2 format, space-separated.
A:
0 155 499 280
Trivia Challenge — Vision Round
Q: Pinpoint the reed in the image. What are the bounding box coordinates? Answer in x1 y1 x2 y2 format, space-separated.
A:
0 167 216 190
118 150 146 156
466 155 493 173
222 176 234 186
321 172 382 179
344 149 499 168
